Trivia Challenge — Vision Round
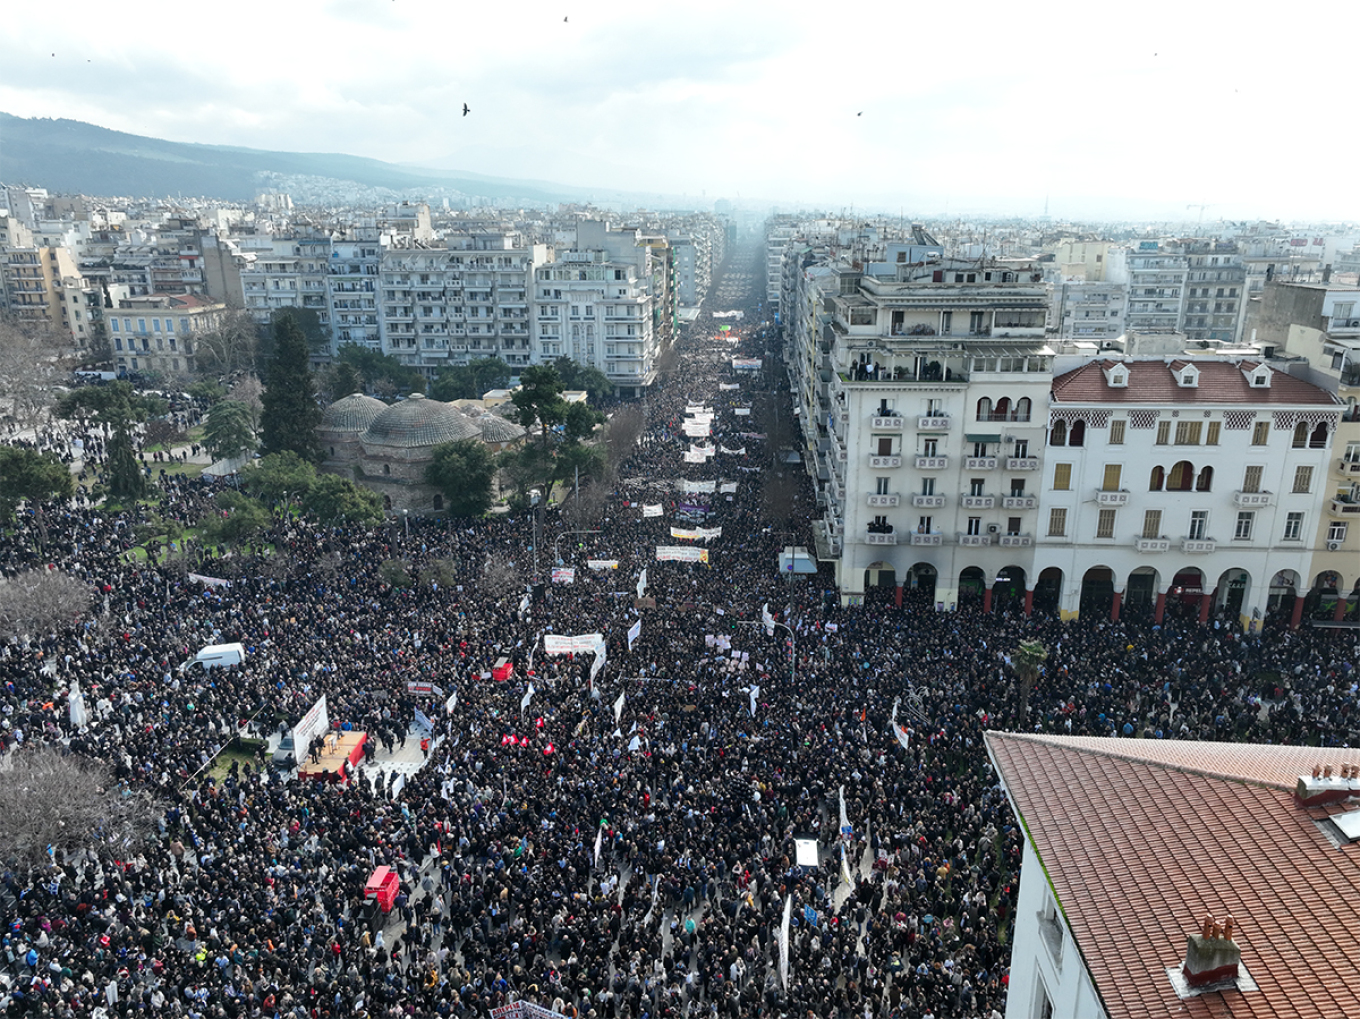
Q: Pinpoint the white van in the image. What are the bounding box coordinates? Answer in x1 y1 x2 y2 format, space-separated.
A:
179 642 246 673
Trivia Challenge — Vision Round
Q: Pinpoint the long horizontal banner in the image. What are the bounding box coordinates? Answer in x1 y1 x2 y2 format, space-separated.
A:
719 482 738 494
671 526 722 540
719 446 746 455
641 504 664 518
656 545 710 564
587 560 619 570
685 406 713 415
683 480 716 494
683 450 707 464
732 358 762 370
551 567 575 584
690 444 716 458
719 383 741 391
682 422 711 437
543 633 604 654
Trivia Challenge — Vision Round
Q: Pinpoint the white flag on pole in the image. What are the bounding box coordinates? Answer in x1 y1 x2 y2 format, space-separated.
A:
749 684 760 717
636 568 648 597
520 683 534 713
593 823 603 868
762 602 775 636
614 690 626 724
779 894 792 988
627 618 642 650
894 722 912 750
839 784 852 839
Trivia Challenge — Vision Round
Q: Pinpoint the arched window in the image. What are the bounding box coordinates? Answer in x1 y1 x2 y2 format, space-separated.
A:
383 463 391 475
383 495 392 510
1069 420 1086 447
1293 422 1309 448
1149 465 1165 491
433 494 444 511
995 397 1011 420
1195 465 1214 491
1015 397 1032 422
1168 460 1194 491
329 446 335 457
1050 420 1067 446
977 397 993 421
1309 421 1329 448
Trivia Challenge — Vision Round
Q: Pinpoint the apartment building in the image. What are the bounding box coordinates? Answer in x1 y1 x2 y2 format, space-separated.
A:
1172 239 1246 344
108 293 225 377
1034 358 1340 627
1117 243 1187 333
1049 277 1127 342
327 228 382 348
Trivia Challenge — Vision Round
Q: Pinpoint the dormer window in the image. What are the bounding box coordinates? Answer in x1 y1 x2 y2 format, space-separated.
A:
1102 362 1129 388
1176 364 1200 388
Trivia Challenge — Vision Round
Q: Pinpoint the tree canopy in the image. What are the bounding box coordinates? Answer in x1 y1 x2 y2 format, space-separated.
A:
551 357 613 403
56 382 167 501
429 357 512 402
426 439 497 517
260 315 322 462
336 343 423 399
300 472 384 525
0 446 75 521
242 451 317 506
202 400 257 461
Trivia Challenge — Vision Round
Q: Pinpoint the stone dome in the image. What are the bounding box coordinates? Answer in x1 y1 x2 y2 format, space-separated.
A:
361 393 480 448
321 393 387 433
476 413 527 444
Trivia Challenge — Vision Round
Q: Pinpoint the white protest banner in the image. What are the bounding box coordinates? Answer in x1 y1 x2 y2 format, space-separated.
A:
683 450 706 464
732 357 762 370
551 567 576 584
697 526 722 540
794 838 819 868
682 421 710 437
719 482 738 494
520 684 535 713
589 635 607 683
749 684 760 717
641 504 663 518
613 690 626 725
587 560 619 571
413 708 434 735
684 405 713 416
779 895 792 987
689 443 716 458
445 690 458 714
292 695 329 756
670 527 701 540
636 568 648 597
762 602 776 636
543 633 604 655
682 480 716 494
627 618 642 650
188 573 232 588
893 722 912 750
734 408 751 416
656 545 710 564
719 383 741 391
719 446 746 455
594 823 603 869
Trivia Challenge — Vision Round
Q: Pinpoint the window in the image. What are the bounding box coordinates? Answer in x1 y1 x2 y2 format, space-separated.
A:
1195 466 1214 492
152 319 160 332
877 436 893 456
967 517 981 536
1242 465 1263 493
1149 465 1164 490
1050 420 1066 446
1283 512 1304 541
920 478 935 496
1142 509 1162 539
1010 479 1025 497
1052 463 1072 491
1189 510 1208 540
1252 421 1270 445
1174 421 1203 445
1329 521 1348 543
876 477 890 495
1101 464 1122 492
1048 508 1067 537
110 319 119 332
1293 466 1313 494
1096 508 1117 539
917 516 933 533
1109 419 1126 445
1235 512 1254 540
1069 420 1085 446
1013 440 1029 458
973 441 989 458
1206 420 1220 445
1293 422 1309 449
1008 517 1021 534
970 478 986 497
1156 420 1171 445
922 438 938 457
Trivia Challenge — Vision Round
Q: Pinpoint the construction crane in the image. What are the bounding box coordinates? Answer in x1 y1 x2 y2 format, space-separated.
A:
1186 203 1214 227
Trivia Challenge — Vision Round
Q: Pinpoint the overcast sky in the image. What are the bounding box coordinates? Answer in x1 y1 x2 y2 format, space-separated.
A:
2 0 1356 222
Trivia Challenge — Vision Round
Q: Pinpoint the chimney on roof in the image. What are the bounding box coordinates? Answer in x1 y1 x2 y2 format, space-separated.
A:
1182 916 1241 988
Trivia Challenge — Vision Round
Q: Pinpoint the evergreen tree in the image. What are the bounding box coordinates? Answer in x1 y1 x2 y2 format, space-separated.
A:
260 315 322 461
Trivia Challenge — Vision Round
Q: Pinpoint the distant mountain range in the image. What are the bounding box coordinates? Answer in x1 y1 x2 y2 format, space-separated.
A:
0 112 645 206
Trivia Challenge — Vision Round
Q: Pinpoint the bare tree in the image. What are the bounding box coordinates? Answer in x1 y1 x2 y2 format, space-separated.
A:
480 553 522 599
228 374 265 431
192 307 260 377
563 480 610 530
0 748 161 870
0 314 77 431
0 568 94 641
605 404 644 470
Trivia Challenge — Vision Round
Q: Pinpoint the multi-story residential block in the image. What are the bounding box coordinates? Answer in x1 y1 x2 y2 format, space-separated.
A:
1172 239 1247 344
327 228 382 348
1255 280 1360 619
1117 243 1187 333
1 231 80 333
1049 278 1127 342
788 250 1052 607
1034 357 1341 627
108 294 224 378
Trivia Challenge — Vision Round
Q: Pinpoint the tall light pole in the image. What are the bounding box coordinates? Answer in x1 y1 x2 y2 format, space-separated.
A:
735 619 796 684
554 528 602 566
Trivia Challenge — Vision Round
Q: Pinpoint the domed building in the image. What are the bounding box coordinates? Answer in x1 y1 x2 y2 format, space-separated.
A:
320 392 508 515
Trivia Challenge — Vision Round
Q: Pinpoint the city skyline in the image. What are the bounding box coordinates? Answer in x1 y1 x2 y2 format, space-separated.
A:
2 0 1358 221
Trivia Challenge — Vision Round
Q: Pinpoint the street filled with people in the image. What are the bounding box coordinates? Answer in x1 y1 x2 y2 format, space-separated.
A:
1 245 1359 1019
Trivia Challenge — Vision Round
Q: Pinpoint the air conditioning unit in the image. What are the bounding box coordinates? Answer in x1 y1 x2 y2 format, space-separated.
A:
987 524 1000 534
1327 540 1342 551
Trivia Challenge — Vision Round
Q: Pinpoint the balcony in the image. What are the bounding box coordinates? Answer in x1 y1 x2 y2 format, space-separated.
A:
961 495 995 509
866 493 900 507
915 456 948 470
917 416 950 430
965 457 998 470
1181 538 1217 554
1003 496 1037 510
1330 497 1360 516
1096 489 1130 507
1340 458 1360 477
866 453 900 470
1008 458 1040 470
999 533 1033 547
872 415 905 429
976 412 1033 423
1328 317 1360 336
958 533 993 547
910 532 943 546
911 494 946 508
865 529 898 546
1135 536 1171 553
1233 490 1274 508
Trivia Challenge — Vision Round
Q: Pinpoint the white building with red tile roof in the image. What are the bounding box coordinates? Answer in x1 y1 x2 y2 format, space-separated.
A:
1032 357 1342 626
987 732 1360 1019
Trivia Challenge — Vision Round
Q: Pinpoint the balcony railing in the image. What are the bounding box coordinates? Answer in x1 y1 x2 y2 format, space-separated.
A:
1008 458 1040 470
1003 496 1037 510
865 529 898 546
976 412 1032 423
866 493 900 507
1330 498 1360 516
1339 458 1360 476
911 494 946 508
958 533 993 547
872 415 904 429
915 456 948 469
965 457 998 470
869 454 901 469
961 495 995 509
998 533 1033 547
1232 490 1274 508
1181 538 1217 554
910 532 943 546
1096 489 1130 506
1134 536 1170 553
917 416 950 430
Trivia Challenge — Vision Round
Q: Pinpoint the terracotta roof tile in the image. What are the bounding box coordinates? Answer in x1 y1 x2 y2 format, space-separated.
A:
1051 359 1337 406
986 733 1360 1019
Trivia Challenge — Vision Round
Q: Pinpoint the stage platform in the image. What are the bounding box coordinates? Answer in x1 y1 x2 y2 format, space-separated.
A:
298 731 366 783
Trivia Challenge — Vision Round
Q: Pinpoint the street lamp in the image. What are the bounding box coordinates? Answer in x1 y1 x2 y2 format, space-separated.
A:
554 528 602 566
735 619 796 683
402 508 409 540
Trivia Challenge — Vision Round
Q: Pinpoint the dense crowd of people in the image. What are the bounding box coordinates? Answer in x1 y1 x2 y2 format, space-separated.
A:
0 247 1357 1019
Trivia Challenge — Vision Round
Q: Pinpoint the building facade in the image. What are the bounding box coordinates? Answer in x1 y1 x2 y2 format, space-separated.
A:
108 294 225 378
